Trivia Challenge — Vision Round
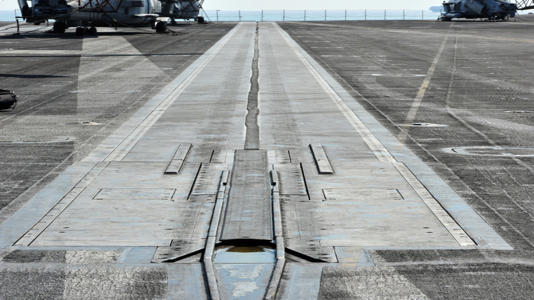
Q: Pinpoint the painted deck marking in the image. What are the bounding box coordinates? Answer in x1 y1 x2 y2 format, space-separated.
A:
404 26 452 125
275 22 475 247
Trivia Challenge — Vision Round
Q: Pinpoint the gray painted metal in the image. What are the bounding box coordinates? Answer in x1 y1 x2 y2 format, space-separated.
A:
441 0 517 21
0 23 241 248
14 161 110 247
203 171 229 300
265 169 286 300
118 247 157 264
93 188 175 201
152 230 207 263
190 163 225 196
274 164 308 196
0 20 522 298
268 150 292 164
18 0 202 30
2 24 244 250
221 150 273 241
309 144 334 175
259 23 467 261
166 264 209 300
164 143 191 174
277 264 324 300
271 22 509 250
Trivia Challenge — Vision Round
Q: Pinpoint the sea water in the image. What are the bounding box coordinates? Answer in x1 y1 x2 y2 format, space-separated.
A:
0 9 441 22
0 10 19 22
204 9 442 22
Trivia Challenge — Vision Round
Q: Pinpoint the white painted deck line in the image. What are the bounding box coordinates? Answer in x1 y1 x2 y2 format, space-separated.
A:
404 26 452 125
274 22 510 250
275 22 475 248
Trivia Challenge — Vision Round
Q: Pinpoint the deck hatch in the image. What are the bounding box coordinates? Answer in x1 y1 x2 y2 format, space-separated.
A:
93 188 176 201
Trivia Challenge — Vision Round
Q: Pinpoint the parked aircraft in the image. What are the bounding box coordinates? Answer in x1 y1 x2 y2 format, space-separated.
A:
17 0 205 34
440 0 517 21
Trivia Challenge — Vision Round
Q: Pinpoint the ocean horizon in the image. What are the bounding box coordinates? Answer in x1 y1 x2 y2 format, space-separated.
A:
1 9 441 23
202 9 441 22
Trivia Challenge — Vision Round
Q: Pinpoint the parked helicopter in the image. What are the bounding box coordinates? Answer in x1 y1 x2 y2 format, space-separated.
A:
439 0 518 21
17 0 206 35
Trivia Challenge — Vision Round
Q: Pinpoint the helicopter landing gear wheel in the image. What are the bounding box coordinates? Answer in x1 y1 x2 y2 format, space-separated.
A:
88 26 97 35
75 26 97 36
52 21 67 33
197 16 205 24
75 26 85 36
155 21 167 33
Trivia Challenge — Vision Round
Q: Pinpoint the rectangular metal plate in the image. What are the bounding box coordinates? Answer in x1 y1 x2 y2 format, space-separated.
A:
93 188 175 201
309 144 334 174
275 164 308 196
165 143 191 174
322 188 402 201
221 150 273 241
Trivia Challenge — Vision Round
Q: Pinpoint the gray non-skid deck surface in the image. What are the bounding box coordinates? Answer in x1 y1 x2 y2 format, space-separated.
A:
8 23 256 248
258 22 459 257
7 22 461 256
221 150 272 241
0 21 505 298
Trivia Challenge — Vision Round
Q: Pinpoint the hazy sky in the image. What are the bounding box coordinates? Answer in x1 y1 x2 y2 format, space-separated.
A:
1 0 440 11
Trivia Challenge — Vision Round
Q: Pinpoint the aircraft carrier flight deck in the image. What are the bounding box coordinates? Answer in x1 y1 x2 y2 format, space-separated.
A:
1 18 534 299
